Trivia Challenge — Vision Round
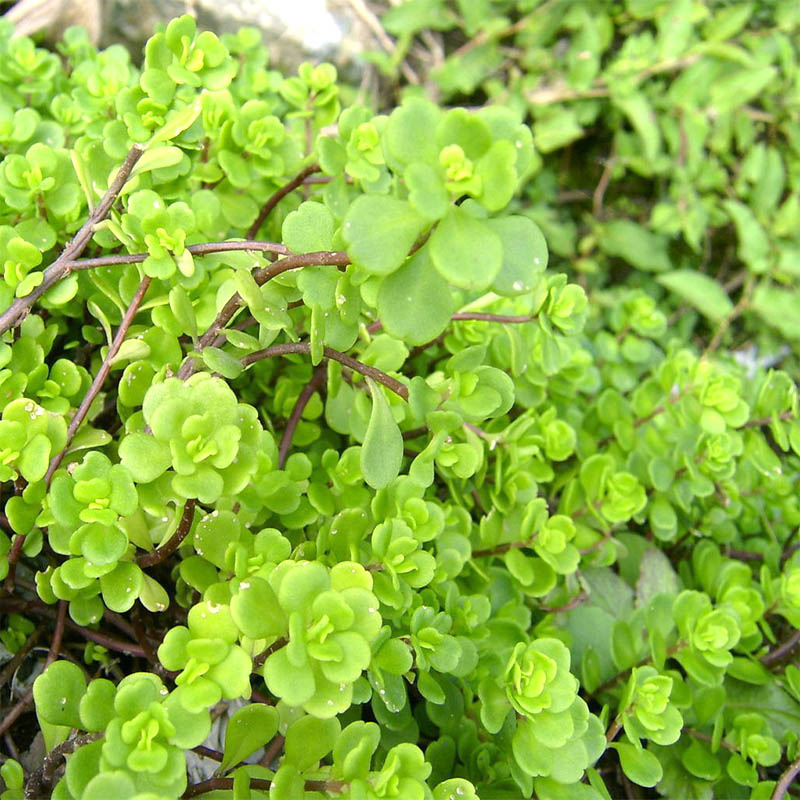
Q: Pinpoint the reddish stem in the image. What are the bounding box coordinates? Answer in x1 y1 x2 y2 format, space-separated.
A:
45 275 151 485
0 144 144 334
246 164 323 239
137 499 198 568
242 342 408 400
279 365 326 469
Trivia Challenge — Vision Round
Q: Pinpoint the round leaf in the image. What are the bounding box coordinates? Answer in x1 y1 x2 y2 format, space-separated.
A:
429 206 503 290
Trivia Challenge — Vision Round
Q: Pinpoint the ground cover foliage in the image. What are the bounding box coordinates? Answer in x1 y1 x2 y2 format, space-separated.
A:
0 1 799 799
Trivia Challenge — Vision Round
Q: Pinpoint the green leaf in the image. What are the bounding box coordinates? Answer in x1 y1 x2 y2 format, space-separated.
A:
656 270 733 322
612 93 661 162
284 715 341 771
486 215 548 295
118 433 171 483
221 704 279 773
405 162 449 220
131 145 185 177
429 206 502 290
613 742 663 787
360 377 403 490
202 346 243 379
377 247 455 346
231 577 286 639
282 201 335 253
710 67 776 114
598 220 671 272
33 661 86 729
722 199 771 273
100 561 143 612
533 109 583 153
343 195 428 276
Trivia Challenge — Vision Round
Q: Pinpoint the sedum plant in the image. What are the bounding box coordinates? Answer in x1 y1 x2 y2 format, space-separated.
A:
0 7 799 800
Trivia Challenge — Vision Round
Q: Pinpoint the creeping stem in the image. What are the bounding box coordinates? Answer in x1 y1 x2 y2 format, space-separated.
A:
0 144 144 335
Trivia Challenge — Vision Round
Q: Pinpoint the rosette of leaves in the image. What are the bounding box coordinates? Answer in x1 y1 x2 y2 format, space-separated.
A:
618 666 684 747
279 61 340 128
725 713 782 786
158 599 253 712
117 190 199 280
119 373 263 504
369 518 437 611
673 590 742 686
29 451 143 624
497 638 606 784
0 397 67 485
262 560 382 718
0 143 81 224
216 100 302 187
32 661 210 799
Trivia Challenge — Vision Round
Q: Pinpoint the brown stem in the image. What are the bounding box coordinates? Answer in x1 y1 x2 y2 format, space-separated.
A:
45 600 67 668
259 733 285 768
0 144 144 335
704 275 755 356
368 312 536 335
253 637 288 668
44 275 151 486
24 732 103 799
743 410 796 429
137 499 197 568
0 595 147 657
279 365 326 469
246 164 323 239
606 715 623 743
66 240 291 271
0 624 45 690
761 627 800 667
178 250 350 380
773 754 800 800
183 777 346 798
242 343 408 400
193 745 223 762
0 689 33 738
541 593 588 614
472 539 530 558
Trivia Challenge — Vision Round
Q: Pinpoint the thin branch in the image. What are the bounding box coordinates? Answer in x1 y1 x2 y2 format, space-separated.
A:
345 0 419 84
0 689 33 738
0 624 45 690
178 250 350 380
46 600 67 668
593 150 617 219
773 754 800 800
183 776 346 798
192 745 223 762
246 164 323 239
743 410 796 430
704 274 755 356
44 275 151 485
259 733 285 768
0 144 144 334
761 628 800 667
24 732 103 800
279 365 326 469
253 638 288 668
0 595 147 657
137 499 197 568
541 593 588 614
368 312 536 335
242 342 408 400
606 715 623 743
65 240 291 271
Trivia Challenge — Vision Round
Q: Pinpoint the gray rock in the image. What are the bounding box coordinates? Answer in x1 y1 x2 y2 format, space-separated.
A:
3 0 377 77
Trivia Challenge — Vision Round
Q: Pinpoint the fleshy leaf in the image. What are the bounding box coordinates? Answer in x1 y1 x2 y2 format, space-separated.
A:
360 377 403 490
